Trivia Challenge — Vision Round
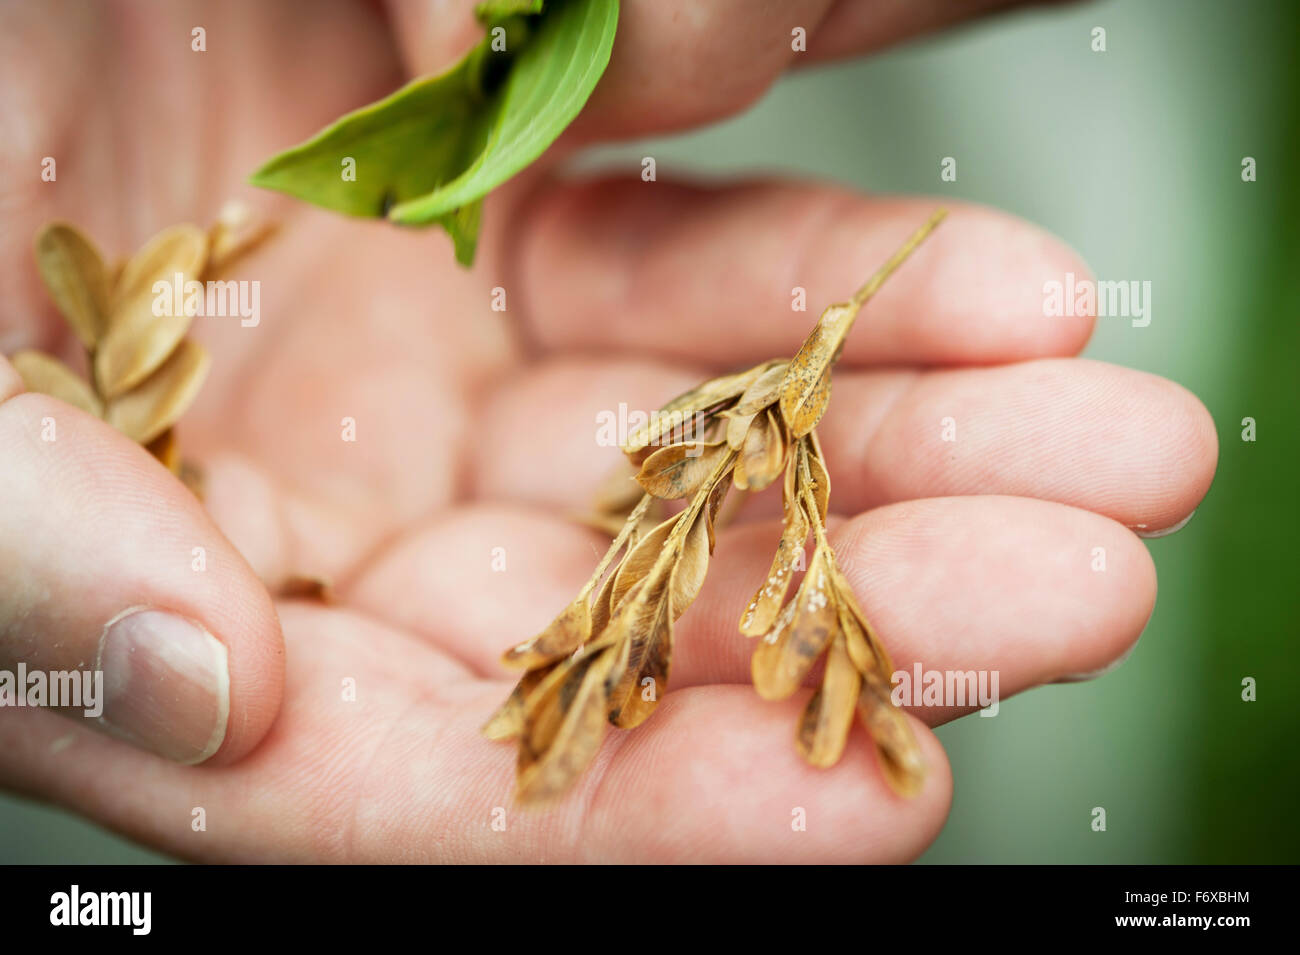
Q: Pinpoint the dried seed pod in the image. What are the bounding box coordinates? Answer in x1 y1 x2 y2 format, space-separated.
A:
610 514 677 611
588 562 620 637
702 470 731 552
796 632 861 768
146 428 182 474
10 349 103 417
501 597 592 670
636 440 729 499
670 507 713 617
725 408 757 450
733 360 788 415
34 224 111 350
516 645 617 802
621 359 781 458
207 200 276 274
97 224 208 398
277 574 337 604
739 495 808 635
830 561 893 676
603 572 674 728
733 408 785 491
857 668 926 797
752 544 839 700
482 662 558 741
805 443 831 522
779 303 852 437
104 339 211 445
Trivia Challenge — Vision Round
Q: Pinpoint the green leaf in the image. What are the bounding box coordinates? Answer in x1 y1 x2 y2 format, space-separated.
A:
388 0 617 225
441 198 483 266
477 0 545 25
248 0 618 266
246 33 505 221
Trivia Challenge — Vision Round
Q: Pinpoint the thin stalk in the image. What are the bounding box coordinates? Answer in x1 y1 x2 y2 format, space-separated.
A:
580 493 653 599
799 436 833 553
850 208 948 310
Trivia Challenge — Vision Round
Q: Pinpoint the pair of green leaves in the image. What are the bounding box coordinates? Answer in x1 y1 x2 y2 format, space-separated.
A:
248 0 619 265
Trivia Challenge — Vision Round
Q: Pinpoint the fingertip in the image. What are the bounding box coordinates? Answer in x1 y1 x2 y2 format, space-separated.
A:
1112 522 1159 667
910 720 956 856
1029 226 1098 359
200 587 286 766
1168 382 1220 521
1116 371 1220 532
1057 518 1158 682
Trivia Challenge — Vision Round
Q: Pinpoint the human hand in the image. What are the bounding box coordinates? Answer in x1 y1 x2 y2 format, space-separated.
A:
0 0 1216 862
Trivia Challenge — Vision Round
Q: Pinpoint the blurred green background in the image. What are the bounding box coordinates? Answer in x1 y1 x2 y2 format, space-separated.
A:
2 0 1295 863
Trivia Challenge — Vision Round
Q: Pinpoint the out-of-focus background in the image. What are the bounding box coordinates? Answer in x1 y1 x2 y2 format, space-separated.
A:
2 0 1296 863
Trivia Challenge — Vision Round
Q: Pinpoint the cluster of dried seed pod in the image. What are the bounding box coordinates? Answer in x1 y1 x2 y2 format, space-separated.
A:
746 437 924 793
487 210 947 803
8 204 272 483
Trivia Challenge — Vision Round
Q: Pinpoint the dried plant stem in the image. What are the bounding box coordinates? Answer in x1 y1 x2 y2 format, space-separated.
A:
798 440 828 546
662 447 736 551
488 211 947 803
582 492 653 596
850 208 949 310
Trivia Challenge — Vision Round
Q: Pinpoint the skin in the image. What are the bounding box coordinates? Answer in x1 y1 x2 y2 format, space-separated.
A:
0 0 1217 862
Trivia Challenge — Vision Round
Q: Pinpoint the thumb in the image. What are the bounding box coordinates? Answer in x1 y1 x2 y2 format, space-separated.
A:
0 358 284 765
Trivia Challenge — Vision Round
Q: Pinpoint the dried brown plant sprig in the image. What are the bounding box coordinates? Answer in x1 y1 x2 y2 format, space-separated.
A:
8 203 273 486
487 209 948 803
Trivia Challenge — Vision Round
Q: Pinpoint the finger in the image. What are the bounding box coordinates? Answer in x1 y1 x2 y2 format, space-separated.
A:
352 683 949 863
0 365 284 765
515 181 1094 366
814 358 1219 532
0 613 951 862
488 685 950 862
343 494 1157 721
383 0 1055 140
673 497 1158 712
799 0 1070 66
383 0 833 139
470 356 1217 533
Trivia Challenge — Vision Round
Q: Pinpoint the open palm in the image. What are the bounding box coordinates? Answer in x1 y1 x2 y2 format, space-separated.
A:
0 0 1216 862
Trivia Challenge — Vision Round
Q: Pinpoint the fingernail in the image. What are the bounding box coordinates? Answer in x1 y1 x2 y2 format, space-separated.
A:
1055 638 1139 683
1055 597 1156 684
96 608 230 764
1135 509 1196 540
